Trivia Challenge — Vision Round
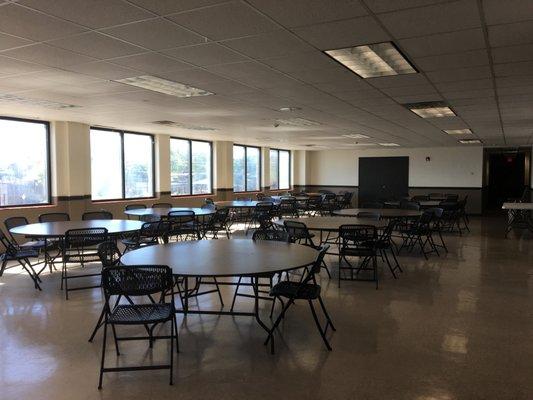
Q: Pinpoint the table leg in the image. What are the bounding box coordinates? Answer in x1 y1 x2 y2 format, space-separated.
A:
184 277 189 315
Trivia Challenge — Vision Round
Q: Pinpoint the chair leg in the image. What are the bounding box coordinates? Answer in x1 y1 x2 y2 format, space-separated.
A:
98 316 108 390
382 250 397 279
308 300 332 351
111 324 120 355
265 297 294 347
390 247 402 273
173 314 180 354
0 259 7 277
317 295 336 331
438 230 448 253
169 318 174 386
88 306 106 342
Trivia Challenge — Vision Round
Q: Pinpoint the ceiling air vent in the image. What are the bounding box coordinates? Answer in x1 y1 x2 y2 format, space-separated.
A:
152 120 216 131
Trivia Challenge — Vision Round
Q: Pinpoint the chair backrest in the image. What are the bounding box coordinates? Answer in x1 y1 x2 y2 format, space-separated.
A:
425 207 444 218
418 211 434 225
256 193 266 200
167 210 195 224
102 265 173 297
445 194 459 201
140 220 170 239
412 195 429 201
429 193 444 199
380 219 398 243
357 211 380 220
318 189 332 194
361 202 383 209
279 197 297 209
64 228 109 249
283 220 312 241
342 192 353 203
305 245 330 280
308 195 322 206
97 241 122 268
152 202 172 208
212 208 229 223
125 204 146 211
252 229 289 242
0 228 18 255
339 224 377 248
38 212 70 223
254 201 274 213
202 203 216 210
4 216 29 243
204 198 214 205
82 211 113 221
400 200 420 211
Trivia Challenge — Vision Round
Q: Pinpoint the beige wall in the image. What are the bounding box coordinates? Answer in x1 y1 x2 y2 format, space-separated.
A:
307 147 484 188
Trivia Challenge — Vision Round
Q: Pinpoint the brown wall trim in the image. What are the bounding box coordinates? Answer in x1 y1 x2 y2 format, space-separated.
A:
216 188 233 192
55 195 91 201
157 191 171 196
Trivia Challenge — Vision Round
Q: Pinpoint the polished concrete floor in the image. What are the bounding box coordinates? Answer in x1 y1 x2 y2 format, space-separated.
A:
0 216 532 400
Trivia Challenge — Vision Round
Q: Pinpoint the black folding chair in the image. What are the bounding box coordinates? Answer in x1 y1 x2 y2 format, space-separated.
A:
39 212 70 223
125 204 146 220
122 220 170 252
152 202 172 208
166 210 201 241
61 228 109 299
97 265 178 389
266 245 335 353
338 224 379 289
229 230 289 313
82 211 113 220
246 202 274 234
202 208 231 239
0 228 41 290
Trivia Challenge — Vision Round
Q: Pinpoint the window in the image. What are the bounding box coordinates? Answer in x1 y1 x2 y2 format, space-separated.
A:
170 138 212 196
90 128 154 200
233 145 260 192
0 117 50 207
269 149 291 190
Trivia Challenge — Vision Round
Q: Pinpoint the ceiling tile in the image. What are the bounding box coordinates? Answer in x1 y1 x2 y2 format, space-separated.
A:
48 32 145 59
223 30 313 59
377 0 481 39
102 18 205 50
488 20 533 47
167 2 278 40
434 78 493 92
163 43 247 66
491 44 533 64
0 55 47 76
0 4 86 41
366 73 430 88
398 28 485 57
494 61 533 77
0 31 33 51
247 0 367 28
414 49 490 71
426 65 492 83
483 0 533 25
18 0 153 29
365 0 452 13
127 0 227 15
110 53 191 74
261 51 337 73
64 61 140 79
2 43 96 68
292 16 390 50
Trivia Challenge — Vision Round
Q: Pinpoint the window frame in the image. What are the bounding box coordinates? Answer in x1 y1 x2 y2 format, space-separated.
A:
170 136 213 197
233 144 262 193
90 127 155 202
269 148 291 191
0 116 52 208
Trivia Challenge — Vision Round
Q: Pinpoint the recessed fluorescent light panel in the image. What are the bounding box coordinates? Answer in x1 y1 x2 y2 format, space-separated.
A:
324 42 417 78
152 120 216 131
0 94 80 109
274 118 321 127
114 75 213 98
444 129 473 135
278 107 301 112
379 143 400 147
459 139 482 144
405 101 456 118
342 134 370 139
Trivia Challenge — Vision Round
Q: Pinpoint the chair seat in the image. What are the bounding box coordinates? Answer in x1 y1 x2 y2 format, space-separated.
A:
121 237 158 247
270 281 321 300
20 240 47 249
3 248 39 260
108 304 173 325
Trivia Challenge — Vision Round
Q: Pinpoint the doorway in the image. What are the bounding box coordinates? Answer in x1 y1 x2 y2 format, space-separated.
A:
359 156 409 205
483 148 531 212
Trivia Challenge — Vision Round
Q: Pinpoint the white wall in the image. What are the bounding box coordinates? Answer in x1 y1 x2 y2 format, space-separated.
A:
308 147 483 188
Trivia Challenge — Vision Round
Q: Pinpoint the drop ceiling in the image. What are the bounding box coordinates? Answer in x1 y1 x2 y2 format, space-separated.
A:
0 0 531 149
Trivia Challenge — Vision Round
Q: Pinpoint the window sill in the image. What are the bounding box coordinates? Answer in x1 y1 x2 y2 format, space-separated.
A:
0 203 55 211
91 197 156 204
171 193 215 199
